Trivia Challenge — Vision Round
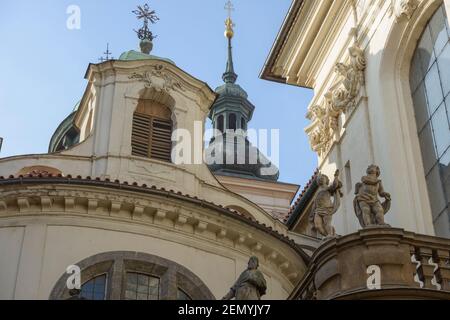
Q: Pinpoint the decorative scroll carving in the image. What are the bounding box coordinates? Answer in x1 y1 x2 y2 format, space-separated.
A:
129 65 185 93
390 0 419 21
305 45 366 157
17 166 62 177
305 104 333 156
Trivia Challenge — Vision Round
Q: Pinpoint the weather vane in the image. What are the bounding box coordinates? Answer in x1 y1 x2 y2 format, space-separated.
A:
133 3 159 42
98 43 113 62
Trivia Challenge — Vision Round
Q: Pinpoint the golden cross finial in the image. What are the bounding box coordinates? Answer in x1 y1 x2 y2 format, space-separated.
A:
224 0 235 39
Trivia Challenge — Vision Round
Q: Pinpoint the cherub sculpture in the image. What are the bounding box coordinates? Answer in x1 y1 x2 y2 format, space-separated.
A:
353 165 391 228
309 170 343 238
222 256 267 300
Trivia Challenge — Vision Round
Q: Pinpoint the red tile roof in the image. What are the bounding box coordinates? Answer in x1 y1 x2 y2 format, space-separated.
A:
284 169 319 224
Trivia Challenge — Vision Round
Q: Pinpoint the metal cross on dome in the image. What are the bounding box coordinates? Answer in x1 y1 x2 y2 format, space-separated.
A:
225 0 234 19
98 43 113 62
133 3 159 41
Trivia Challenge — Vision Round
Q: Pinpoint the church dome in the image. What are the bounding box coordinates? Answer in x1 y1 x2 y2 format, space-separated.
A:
48 46 175 154
215 82 248 99
48 101 80 153
118 50 175 65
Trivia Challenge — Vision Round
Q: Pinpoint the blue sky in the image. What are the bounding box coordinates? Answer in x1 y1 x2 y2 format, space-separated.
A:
0 0 316 188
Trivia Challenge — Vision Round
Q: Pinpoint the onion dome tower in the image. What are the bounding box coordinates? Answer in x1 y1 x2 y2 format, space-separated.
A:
206 2 279 181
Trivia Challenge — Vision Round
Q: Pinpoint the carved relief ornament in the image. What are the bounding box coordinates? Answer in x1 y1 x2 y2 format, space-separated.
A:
129 65 186 93
305 45 366 157
390 0 420 21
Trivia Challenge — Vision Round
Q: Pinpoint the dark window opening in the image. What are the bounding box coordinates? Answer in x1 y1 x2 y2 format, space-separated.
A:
229 113 237 131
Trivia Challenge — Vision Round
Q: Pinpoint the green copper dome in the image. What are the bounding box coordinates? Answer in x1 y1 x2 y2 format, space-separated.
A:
48 101 80 153
118 50 175 64
215 82 248 99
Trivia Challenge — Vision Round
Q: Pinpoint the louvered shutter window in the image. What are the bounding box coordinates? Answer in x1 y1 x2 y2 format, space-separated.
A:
131 100 173 162
131 113 152 157
151 118 172 162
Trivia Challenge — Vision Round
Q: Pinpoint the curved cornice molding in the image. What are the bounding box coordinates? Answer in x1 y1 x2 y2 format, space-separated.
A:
85 59 217 111
0 175 309 284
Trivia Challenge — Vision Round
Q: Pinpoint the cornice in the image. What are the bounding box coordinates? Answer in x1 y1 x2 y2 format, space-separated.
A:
260 0 306 84
0 175 310 275
86 59 217 110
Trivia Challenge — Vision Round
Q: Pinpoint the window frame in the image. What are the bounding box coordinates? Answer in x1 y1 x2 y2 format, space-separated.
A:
131 99 173 162
409 3 450 228
50 251 215 300
79 273 108 300
123 271 161 300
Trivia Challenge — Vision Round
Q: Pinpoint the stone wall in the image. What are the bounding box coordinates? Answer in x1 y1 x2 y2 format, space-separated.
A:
291 227 450 300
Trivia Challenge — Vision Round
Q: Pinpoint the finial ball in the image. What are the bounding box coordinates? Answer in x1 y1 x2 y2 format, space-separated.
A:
225 29 234 39
140 39 153 54
225 17 234 39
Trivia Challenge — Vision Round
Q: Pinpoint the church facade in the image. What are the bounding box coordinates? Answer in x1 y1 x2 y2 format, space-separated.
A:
1 0 450 301
260 0 450 299
262 0 450 239
0 5 315 300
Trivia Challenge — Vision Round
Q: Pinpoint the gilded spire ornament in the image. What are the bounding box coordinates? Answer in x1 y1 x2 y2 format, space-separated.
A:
132 3 159 54
224 0 235 39
222 0 237 84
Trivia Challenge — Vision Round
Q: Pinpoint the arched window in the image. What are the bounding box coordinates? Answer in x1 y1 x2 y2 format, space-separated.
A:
217 115 224 133
80 274 107 300
131 100 173 162
50 251 215 300
229 113 237 131
410 4 450 235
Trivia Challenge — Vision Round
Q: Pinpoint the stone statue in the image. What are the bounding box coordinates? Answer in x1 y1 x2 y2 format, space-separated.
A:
67 289 86 300
353 165 391 228
309 170 343 238
222 256 267 300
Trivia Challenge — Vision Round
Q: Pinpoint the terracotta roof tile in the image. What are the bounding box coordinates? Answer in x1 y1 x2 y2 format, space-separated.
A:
284 169 319 223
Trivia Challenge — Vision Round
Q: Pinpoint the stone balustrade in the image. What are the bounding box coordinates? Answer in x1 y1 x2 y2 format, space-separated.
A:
290 227 450 300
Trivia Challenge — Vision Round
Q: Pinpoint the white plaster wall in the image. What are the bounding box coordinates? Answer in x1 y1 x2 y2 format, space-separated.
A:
0 219 294 300
313 0 446 237
0 58 283 230
0 227 24 299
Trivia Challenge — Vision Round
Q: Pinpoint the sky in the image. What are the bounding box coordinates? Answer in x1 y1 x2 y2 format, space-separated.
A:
0 0 316 189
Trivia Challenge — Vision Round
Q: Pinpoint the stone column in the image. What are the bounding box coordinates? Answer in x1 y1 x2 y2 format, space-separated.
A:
109 259 124 300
